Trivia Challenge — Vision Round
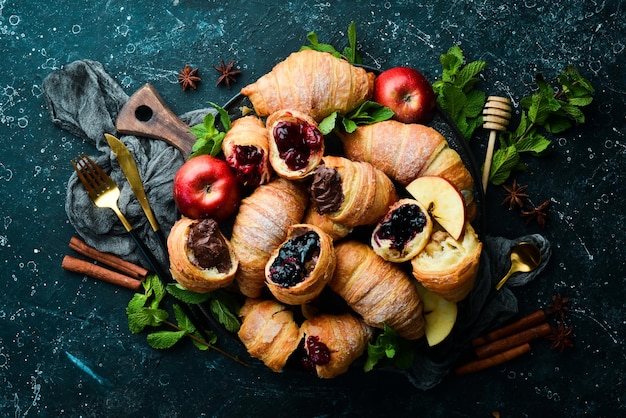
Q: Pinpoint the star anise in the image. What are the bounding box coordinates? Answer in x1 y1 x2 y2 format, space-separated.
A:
502 179 530 210
521 199 550 228
546 322 574 352
546 293 570 320
213 59 241 89
178 65 201 91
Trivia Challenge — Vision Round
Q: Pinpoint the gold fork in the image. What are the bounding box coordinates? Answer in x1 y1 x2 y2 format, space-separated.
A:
71 153 217 343
71 153 133 231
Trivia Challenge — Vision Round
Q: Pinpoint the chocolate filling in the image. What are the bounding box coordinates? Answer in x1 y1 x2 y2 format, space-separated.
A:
310 164 344 214
187 218 232 273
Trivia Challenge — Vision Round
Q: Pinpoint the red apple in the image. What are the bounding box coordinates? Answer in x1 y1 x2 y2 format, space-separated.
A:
374 67 436 124
173 155 241 221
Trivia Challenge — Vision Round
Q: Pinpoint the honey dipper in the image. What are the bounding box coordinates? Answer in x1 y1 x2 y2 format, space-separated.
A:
481 96 512 193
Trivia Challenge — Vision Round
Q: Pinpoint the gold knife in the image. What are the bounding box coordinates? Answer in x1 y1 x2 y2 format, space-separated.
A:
105 133 168 255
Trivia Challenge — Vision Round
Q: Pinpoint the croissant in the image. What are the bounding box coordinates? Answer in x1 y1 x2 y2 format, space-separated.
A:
336 120 476 218
221 115 272 187
309 156 398 228
302 207 353 241
230 177 308 298
300 313 373 379
329 241 425 340
265 224 336 305
371 198 433 263
240 50 376 122
238 298 302 372
411 222 482 302
167 217 238 293
266 109 324 180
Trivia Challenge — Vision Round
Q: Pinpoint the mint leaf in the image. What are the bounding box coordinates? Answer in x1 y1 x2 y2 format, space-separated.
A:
300 21 362 63
166 283 212 304
188 104 230 158
147 330 186 349
364 324 414 372
210 298 241 333
489 144 521 185
127 308 169 333
515 130 551 155
319 112 339 135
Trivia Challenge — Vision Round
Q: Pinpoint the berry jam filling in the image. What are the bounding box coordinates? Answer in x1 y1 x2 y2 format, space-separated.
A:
375 204 427 250
269 231 320 287
301 335 331 373
226 145 264 187
273 120 323 171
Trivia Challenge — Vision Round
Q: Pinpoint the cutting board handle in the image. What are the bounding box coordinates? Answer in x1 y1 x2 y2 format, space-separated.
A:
115 84 196 157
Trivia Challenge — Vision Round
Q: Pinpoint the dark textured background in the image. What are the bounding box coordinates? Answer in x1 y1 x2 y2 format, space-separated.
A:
1 0 624 416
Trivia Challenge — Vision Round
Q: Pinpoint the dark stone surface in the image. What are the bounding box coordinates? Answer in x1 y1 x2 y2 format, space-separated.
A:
1 0 624 416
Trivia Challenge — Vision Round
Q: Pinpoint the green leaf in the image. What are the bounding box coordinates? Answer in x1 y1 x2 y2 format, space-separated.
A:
209 102 232 132
464 89 487 118
166 284 212 304
342 118 358 133
364 324 414 372
127 308 169 333
455 60 487 91
318 112 338 135
516 131 552 155
489 144 520 185
147 330 186 349
172 303 195 334
148 275 166 309
210 298 241 333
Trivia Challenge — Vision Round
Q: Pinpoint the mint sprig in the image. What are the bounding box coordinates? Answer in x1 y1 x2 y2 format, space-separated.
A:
300 21 362 64
364 324 415 372
318 101 394 135
489 66 594 185
433 45 487 140
188 102 231 158
126 275 244 364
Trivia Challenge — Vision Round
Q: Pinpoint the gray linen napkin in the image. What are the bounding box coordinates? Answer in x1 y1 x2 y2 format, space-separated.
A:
42 59 213 267
43 59 551 389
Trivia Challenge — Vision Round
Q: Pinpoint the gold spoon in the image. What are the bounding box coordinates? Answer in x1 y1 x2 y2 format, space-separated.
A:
495 242 542 290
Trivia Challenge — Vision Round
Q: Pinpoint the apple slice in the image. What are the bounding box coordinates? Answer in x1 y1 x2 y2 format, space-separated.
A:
405 176 466 240
414 282 457 346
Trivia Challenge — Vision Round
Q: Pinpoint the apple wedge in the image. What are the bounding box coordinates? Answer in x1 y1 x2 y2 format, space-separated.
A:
414 282 457 346
405 176 466 240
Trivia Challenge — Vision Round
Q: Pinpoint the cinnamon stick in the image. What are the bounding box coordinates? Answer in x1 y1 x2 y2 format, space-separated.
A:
474 322 551 359
471 309 547 348
69 236 148 280
62 255 143 291
454 343 531 376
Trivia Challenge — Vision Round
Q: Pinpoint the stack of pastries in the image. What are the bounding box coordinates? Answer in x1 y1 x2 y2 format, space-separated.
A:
167 50 483 378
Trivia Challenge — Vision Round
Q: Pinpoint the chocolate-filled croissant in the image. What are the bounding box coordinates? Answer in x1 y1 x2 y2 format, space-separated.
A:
222 115 272 188
241 50 375 122
309 156 397 228
265 224 336 305
300 313 373 379
230 177 308 298
329 241 425 340
238 298 302 372
266 109 324 180
167 217 238 293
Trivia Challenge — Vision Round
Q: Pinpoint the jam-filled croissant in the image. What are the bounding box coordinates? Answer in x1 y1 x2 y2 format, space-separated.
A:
371 199 433 263
411 222 482 303
222 115 272 188
330 241 425 340
336 120 476 219
300 313 373 379
266 109 324 180
241 49 376 122
265 224 336 305
309 156 398 228
238 298 302 372
167 217 238 293
230 178 308 298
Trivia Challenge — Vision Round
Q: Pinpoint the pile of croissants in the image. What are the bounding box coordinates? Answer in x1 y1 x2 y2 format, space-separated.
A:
167 50 483 378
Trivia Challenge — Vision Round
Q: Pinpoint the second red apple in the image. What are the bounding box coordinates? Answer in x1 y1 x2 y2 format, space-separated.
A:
374 67 436 124
172 154 241 221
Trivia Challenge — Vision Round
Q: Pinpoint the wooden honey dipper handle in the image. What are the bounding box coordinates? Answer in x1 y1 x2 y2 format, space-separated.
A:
481 96 512 193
